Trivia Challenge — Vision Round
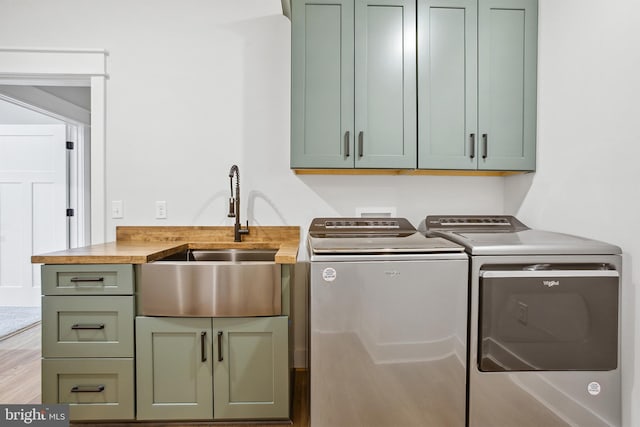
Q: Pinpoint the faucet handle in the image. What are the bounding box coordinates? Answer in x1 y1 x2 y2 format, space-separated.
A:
227 198 236 217
239 220 250 235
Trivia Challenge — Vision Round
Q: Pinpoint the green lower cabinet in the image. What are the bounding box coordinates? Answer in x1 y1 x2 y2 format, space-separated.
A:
42 358 134 421
135 316 289 421
213 316 290 420
136 317 213 420
42 295 134 358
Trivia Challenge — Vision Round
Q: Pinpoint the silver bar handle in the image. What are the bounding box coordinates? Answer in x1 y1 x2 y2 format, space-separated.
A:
217 331 224 362
470 133 476 159
71 324 105 330
358 131 364 158
344 131 350 158
71 385 105 393
482 134 488 159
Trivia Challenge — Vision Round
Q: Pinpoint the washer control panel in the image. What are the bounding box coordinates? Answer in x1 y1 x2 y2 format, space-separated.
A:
309 217 416 237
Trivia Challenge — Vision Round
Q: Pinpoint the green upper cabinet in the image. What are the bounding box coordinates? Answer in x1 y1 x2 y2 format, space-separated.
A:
291 0 354 168
418 0 478 169
478 0 537 171
291 0 417 169
354 0 417 168
418 0 537 171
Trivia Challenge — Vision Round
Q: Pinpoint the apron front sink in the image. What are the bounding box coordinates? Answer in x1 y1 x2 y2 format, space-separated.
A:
138 250 281 317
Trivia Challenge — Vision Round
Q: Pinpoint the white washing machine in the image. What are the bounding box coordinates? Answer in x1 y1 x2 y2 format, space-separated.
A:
424 215 622 427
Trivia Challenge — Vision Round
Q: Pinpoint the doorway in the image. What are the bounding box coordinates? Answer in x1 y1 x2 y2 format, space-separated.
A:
0 122 66 306
0 47 107 245
0 91 90 307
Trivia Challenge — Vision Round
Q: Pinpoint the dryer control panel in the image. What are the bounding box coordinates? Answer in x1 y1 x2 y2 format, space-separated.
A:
425 215 529 232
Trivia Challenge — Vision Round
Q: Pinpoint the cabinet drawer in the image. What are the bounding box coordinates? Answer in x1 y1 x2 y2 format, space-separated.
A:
42 358 134 421
42 264 134 295
42 296 134 357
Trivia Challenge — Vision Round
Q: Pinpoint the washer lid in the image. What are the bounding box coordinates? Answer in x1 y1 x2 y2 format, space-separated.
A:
431 229 622 256
308 232 465 254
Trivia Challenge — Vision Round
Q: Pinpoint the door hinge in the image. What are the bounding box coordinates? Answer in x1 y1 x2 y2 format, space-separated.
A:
66 141 74 150
66 208 75 217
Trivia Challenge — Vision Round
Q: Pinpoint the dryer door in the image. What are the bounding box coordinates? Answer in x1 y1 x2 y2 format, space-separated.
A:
478 266 619 372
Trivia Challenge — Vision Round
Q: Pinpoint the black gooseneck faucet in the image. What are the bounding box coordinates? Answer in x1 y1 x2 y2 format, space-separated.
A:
228 164 249 242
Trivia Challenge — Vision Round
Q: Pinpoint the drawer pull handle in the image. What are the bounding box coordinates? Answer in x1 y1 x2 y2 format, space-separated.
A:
71 385 105 393
70 277 105 283
201 331 207 362
71 323 105 330
217 331 224 362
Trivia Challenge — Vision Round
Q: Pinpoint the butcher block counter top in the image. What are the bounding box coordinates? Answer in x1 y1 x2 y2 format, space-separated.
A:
31 226 300 265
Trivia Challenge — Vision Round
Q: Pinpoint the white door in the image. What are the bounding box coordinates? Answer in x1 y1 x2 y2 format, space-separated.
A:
0 124 68 306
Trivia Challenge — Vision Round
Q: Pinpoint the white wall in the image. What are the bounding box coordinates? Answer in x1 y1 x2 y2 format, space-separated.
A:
505 0 640 425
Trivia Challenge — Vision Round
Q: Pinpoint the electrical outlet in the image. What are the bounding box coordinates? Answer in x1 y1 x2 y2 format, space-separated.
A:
111 200 123 219
155 201 167 219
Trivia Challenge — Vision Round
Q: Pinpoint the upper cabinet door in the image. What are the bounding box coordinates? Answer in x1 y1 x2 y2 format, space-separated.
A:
354 0 417 168
291 0 355 168
418 0 478 169
478 0 537 171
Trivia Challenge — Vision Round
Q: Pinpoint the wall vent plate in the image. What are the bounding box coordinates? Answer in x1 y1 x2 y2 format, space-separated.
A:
356 207 397 218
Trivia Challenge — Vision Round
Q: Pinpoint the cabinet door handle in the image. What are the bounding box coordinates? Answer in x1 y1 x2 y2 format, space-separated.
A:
70 277 104 283
71 385 105 393
470 133 476 159
482 134 488 159
344 131 350 158
358 131 364 157
71 323 105 330
201 331 207 362
217 331 223 362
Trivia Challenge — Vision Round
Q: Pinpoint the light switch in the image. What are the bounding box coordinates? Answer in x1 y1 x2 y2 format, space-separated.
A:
112 200 123 219
155 201 167 219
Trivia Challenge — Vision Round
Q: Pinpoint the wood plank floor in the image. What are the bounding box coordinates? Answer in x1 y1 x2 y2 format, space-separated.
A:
0 322 41 404
0 324 310 427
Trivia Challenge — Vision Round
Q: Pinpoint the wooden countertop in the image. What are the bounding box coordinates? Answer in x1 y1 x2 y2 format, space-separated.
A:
31 226 300 265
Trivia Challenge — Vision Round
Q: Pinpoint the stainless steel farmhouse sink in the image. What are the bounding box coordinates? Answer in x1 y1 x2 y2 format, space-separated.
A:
138 249 281 317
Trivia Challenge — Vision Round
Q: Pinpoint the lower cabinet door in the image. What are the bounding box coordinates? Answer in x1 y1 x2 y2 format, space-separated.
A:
42 358 134 421
135 317 213 420
213 316 290 420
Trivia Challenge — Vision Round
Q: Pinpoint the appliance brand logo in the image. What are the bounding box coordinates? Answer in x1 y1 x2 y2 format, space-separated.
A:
542 280 560 288
384 270 400 278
